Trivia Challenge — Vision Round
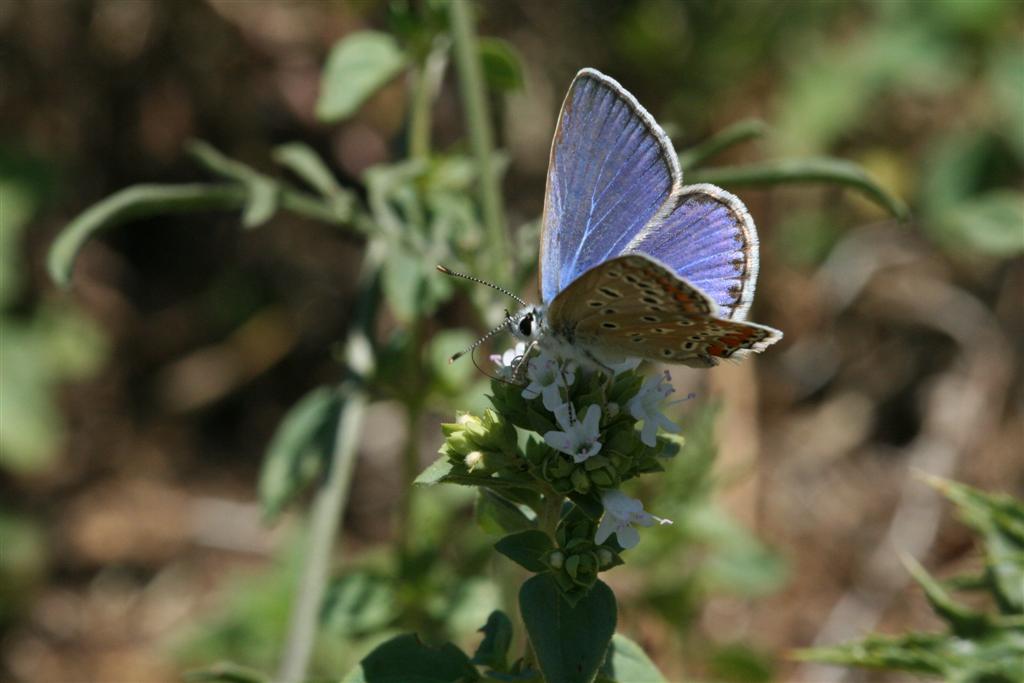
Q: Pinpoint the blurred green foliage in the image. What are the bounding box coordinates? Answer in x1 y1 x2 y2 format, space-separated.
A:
22 0 1021 680
1 157 106 474
798 478 1024 683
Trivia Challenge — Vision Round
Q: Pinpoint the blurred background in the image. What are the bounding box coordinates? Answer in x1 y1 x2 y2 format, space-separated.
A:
1 1 1021 681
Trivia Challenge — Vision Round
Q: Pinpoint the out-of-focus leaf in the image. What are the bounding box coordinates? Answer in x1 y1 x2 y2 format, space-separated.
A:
597 634 667 683
0 180 35 305
677 118 768 171
241 176 279 229
258 386 341 520
0 512 47 625
799 479 1024 683
320 571 398 637
688 157 909 220
473 610 513 671
427 329 477 394
183 663 270 683
0 304 106 473
708 643 775 683
317 31 408 123
443 577 503 640
340 634 479 683
926 477 1024 613
937 190 1024 257
900 553 993 637
519 575 616 683
476 489 536 535
272 142 354 220
691 506 788 596
381 245 426 323
795 631 1024 683
988 43 1024 158
494 530 552 573
479 38 524 91
47 183 246 287
775 21 956 155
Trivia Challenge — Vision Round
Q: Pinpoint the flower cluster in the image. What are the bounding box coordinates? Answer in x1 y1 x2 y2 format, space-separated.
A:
434 343 687 600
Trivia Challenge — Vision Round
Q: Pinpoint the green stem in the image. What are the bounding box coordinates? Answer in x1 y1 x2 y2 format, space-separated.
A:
677 118 767 171
521 490 564 669
396 320 425 557
687 157 909 220
449 0 508 281
275 240 384 683
539 490 564 540
408 39 448 162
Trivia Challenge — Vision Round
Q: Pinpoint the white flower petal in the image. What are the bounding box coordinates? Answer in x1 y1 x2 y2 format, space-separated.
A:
616 525 641 549
594 514 617 545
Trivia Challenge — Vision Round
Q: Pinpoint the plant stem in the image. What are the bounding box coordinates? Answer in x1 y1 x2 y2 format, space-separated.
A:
275 240 384 683
408 39 448 162
539 490 564 540
677 118 767 171
449 0 508 281
687 156 910 220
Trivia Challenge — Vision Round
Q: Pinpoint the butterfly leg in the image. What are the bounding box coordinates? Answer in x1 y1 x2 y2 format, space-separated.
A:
510 340 540 385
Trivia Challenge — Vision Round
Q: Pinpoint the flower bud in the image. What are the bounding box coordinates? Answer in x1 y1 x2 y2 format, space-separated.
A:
571 468 591 494
565 554 581 580
547 551 564 569
597 548 614 568
464 450 484 470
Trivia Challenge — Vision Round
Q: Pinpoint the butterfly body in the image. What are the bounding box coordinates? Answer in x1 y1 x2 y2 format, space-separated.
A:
499 67 782 369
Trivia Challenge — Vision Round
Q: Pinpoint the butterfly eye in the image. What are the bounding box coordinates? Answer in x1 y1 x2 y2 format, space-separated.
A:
518 314 534 337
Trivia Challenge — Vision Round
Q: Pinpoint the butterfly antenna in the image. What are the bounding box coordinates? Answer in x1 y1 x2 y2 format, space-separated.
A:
436 265 528 307
448 315 511 364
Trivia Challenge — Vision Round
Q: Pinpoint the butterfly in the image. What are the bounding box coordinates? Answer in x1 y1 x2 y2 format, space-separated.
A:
445 68 782 370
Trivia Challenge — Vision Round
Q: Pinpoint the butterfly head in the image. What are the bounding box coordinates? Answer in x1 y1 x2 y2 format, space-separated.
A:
509 305 546 343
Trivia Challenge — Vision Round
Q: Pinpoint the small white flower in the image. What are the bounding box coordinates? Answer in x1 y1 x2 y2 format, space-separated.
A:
522 350 575 411
490 342 527 380
628 370 688 447
544 403 602 463
595 490 672 549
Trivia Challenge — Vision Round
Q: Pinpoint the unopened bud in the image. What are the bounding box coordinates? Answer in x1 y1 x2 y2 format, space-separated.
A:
548 551 564 569
464 450 484 470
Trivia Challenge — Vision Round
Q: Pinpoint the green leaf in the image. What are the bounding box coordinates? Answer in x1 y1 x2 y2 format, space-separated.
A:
687 157 909 220
382 245 427 323
0 179 36 305
317 31 408 123
495 530 553 572
795 631 1024 683
597 634 667 683
271 142 353 220
473 610 514 671
183 662 270 683
708 643 775 683
428 329 477 394
677 118 768 171
258 386 341 520
415 456 455 486
479 38 524 91
241 175 279 229
320 571 398 637
519 575 617 683
927 477 1024 613
340 633 480 683
477 490 537 535
937 190 1024 257
47 183 247 287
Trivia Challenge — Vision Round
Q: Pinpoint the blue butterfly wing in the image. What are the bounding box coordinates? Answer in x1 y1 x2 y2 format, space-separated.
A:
624 183 760 320
540 69 680 304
